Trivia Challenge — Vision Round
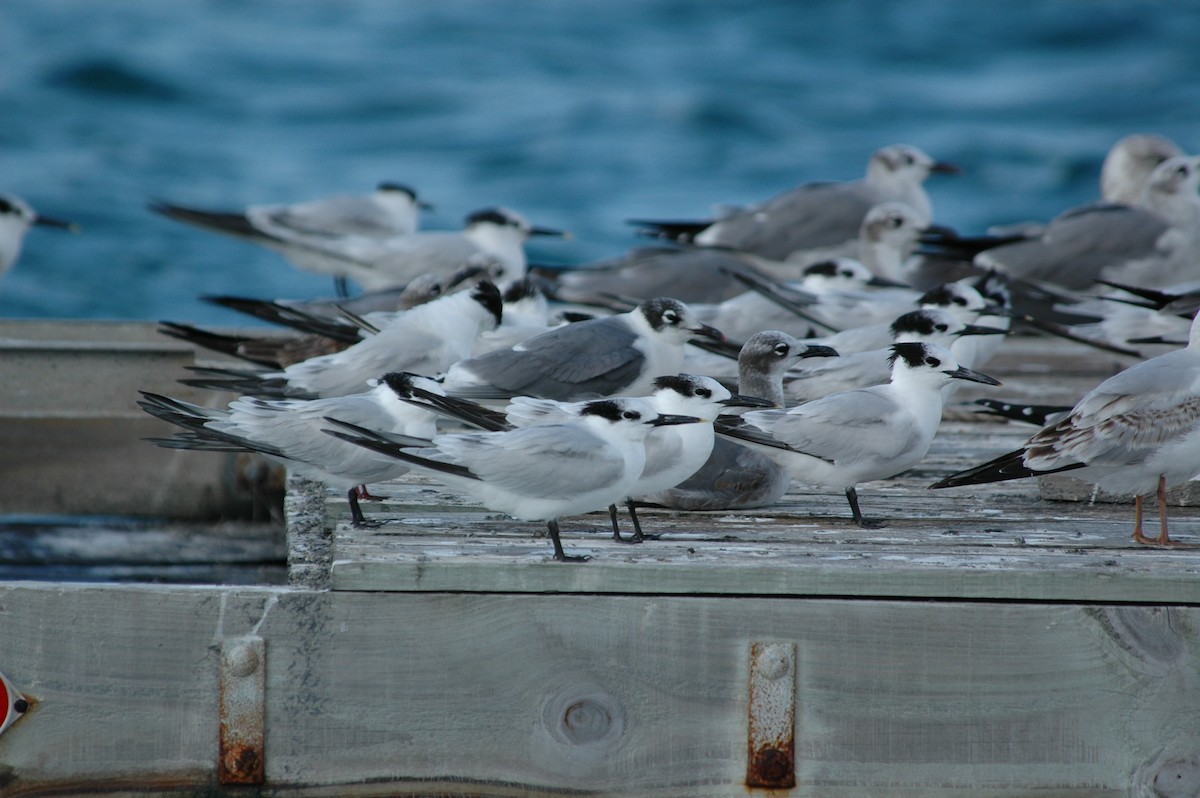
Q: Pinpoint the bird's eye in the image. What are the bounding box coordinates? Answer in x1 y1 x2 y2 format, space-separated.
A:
429 284 443 296
903 153 916 165
623 410 640 420
888 214 903 228
1176 165 1191 178
774 343 790 357
696 388 712 398
0 199 12 213
840 269 853 278
953 297 967 306
926 357 942 367
936 323 948 332
662 309 679 324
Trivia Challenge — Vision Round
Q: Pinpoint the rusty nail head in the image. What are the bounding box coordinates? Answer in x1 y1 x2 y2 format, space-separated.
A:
746 641 797 789
220 637 266 785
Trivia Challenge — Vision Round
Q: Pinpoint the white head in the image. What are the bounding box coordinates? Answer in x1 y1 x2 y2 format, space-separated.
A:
0 194 75 276
373 182 430 235
1100 134 1184 204
887 342 1000 390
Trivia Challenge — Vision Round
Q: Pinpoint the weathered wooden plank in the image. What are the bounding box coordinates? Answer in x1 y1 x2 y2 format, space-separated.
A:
0 584 1197 797
320 415 1200 601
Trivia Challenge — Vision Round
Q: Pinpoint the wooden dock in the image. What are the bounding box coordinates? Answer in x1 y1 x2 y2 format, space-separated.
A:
2 327 1200 796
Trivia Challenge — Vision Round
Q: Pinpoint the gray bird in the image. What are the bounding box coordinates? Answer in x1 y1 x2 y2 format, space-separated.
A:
642 331 839 511
631 144 958 263
441 297 724 401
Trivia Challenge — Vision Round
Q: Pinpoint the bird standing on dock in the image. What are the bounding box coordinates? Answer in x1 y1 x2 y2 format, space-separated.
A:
931 311 1200 547
717 342 1001 527
139 372 445 526
325 397 701 562
0 194 77 282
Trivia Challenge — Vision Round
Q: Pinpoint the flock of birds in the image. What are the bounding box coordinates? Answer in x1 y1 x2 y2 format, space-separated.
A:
5 134 1200 561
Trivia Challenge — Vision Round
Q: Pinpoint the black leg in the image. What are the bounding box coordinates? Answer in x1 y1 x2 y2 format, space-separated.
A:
334 275 350 298
608 504 626 541
348 487 379 528
548 519 589 562
846 487 883 529
349 487 366 526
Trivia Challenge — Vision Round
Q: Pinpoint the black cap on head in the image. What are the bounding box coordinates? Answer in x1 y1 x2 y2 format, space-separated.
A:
470 280 504 326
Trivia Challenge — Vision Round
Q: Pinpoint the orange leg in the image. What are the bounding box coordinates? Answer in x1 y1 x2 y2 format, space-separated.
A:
1132 475 1198 547
1131 493 1152 544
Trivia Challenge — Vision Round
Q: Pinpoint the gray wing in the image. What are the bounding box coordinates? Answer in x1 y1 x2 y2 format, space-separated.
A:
1028 351 1200 466
978 204 1170 290
251 195 412 239
446 317 646 400
555 247 767 304
283 325 462 397
751 389 918 463
438 425 627 500
702 181 880 259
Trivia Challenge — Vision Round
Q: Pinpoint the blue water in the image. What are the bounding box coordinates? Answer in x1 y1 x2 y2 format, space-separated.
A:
2 0 1199 325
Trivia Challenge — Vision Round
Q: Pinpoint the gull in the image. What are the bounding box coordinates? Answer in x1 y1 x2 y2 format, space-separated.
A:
548 246 777 306
976 155 1200 291
630 144 958 263
182 280 503 398
643 331 839 511
1101 133 1185 205
313 206 569 293
139 372 443 526
931 311 1200 546
441 297 724 401
325 397 701 561
717 342 1000 526
150 182 431 296
783 308 1004 403
0 194 77 280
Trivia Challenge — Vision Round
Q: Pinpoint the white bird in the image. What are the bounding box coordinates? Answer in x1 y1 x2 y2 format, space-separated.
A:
783 308 1004 403
442 296 724 401
183 280 503 398
0 194 77 280
139 372 444 526
976 155 1200 291
931 311 1200 546
643 331 838 511
160 265 490 369
718 342 1000 526
325 397 701 561
150 182 431 296
503 374 776 541
630 144 958 263
309 206 568 292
